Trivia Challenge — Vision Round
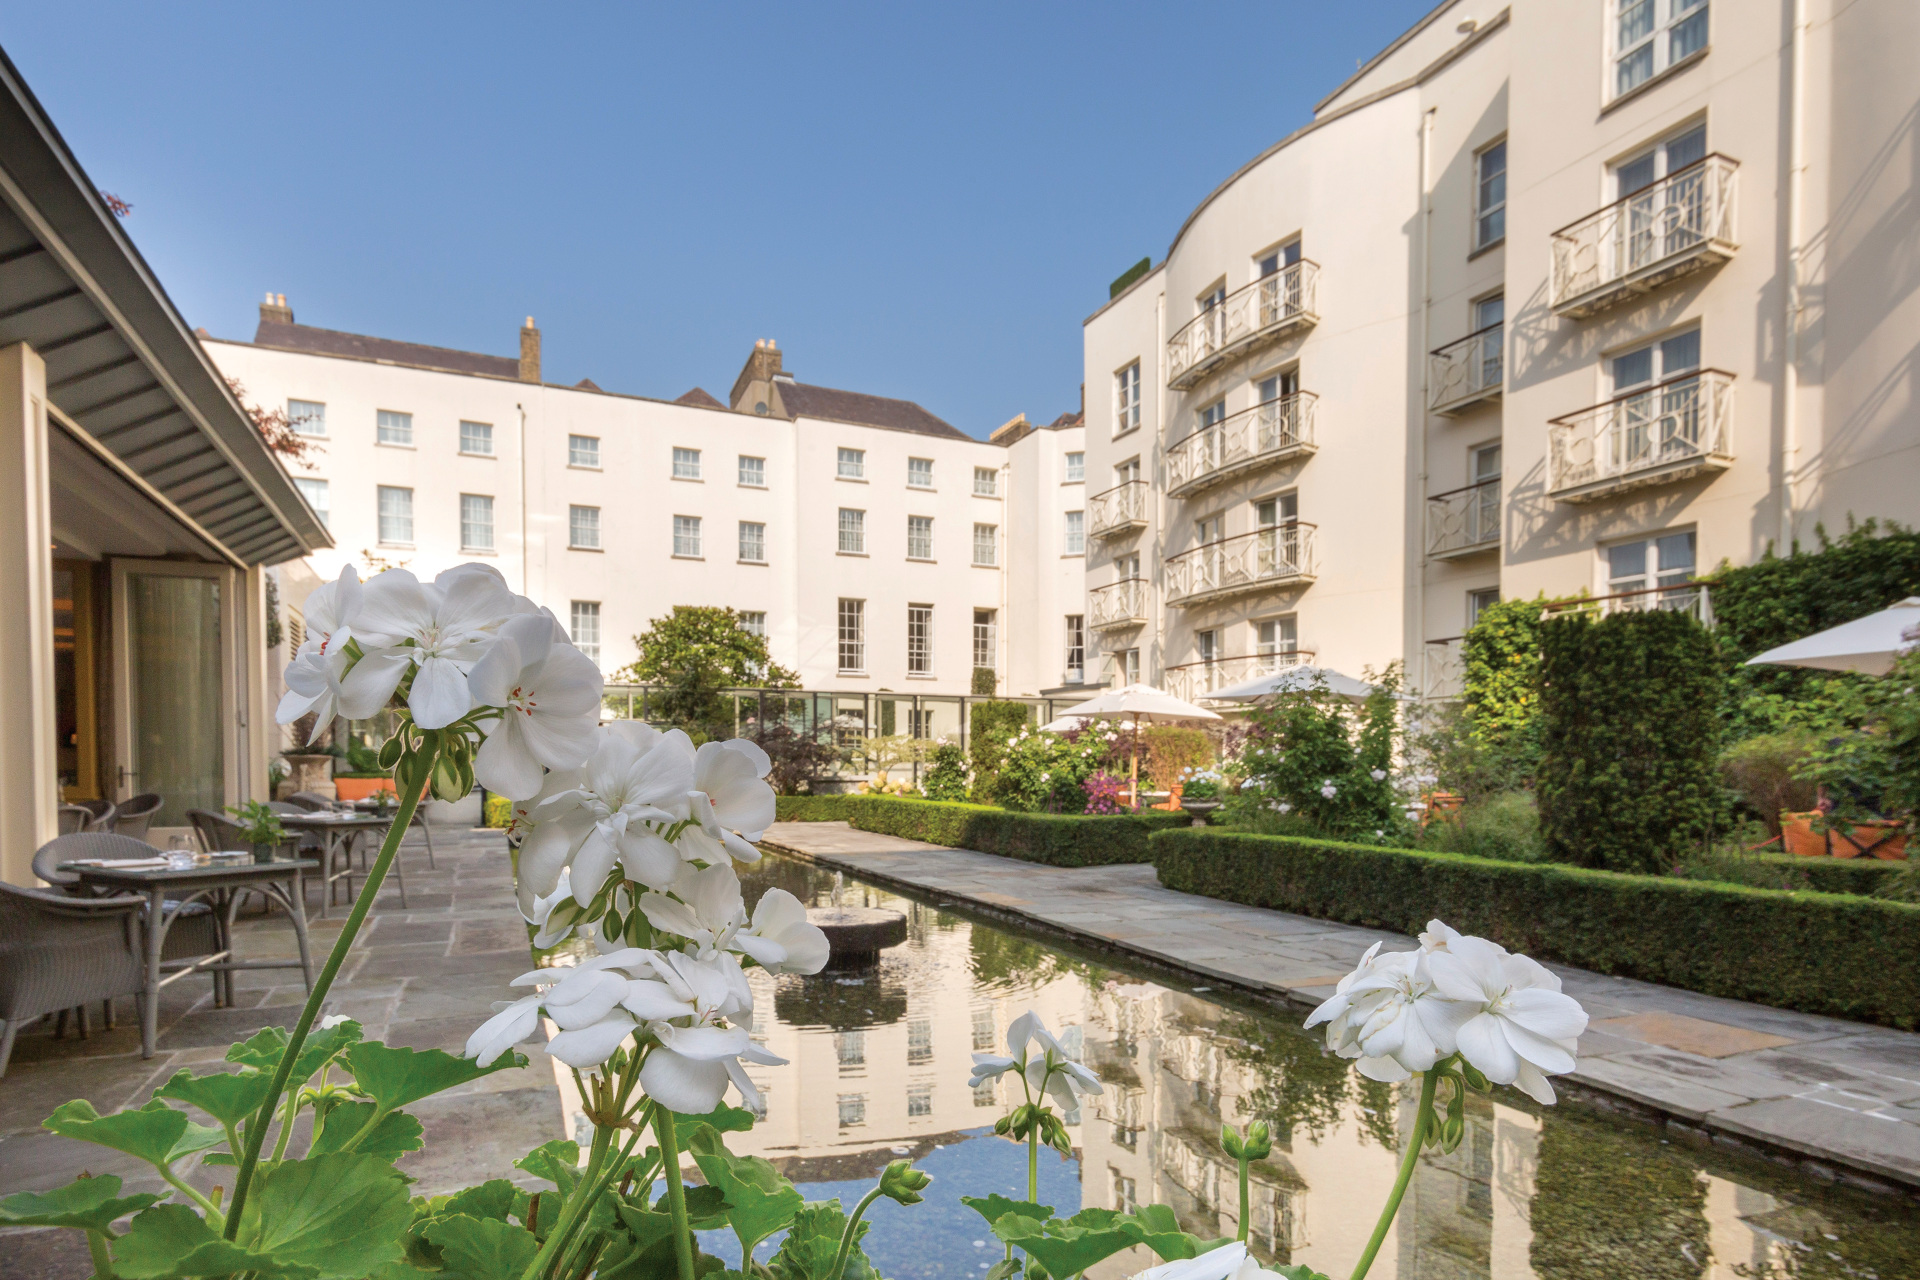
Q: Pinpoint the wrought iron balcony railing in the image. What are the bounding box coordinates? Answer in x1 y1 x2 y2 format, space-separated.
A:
1551 155 1739 318
1164 649 1314 705
1164 523 1317 608
1165 394 1318 498
1089 577 1149 631
1547 369 1734 502
1088 479 1150 540
1166 261 1320 390
1429 323 1502 414
1540 582 1714 627
1426 478 1501 559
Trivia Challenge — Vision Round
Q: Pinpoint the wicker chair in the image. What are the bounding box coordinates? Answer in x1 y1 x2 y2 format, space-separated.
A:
31 834 224 966
58 805 98 835
286 792 339 812
0 881 149 1075
112 793 163 842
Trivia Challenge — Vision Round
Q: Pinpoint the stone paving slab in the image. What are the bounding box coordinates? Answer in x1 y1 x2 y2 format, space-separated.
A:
763 820 1920 1194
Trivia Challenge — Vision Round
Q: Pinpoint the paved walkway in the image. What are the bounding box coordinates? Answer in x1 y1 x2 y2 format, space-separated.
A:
0 825 562 1279
764 820 1920 1196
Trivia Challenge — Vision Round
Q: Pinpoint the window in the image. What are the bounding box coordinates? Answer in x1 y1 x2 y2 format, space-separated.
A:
1197 629 1219 665
1614 0 1708 96
1612 126 1710 270
907 605 933 675
289 399 326 437
971 1007 996 1051
974 466 998 496
1607 531 1697 605
1121 648 1141 686
739 455 766 487
739 611 766 638
460 493 494 551
972 523 998 567
1611 327 1701 395
460 421 493 455
570 602 601 664
908 457 933 488
837 1094 866 1128
1064 511 1085 555
1476 140 1507 248
672 447 701 479
739 521 766 563
569 505 601 550
1113 1170 1139 1216
568 434 600 468
973 1078 999 1107
835 1031 866 1067
1467 588 1501 629
1115 362 1141 435
673 515 702 558
377 486 413 544
838 599 865 673
838 508 866 555
1064 615 1086 683
1064 452 1085 483
1257 616 1298 659
293 477 330 529
1256 493 1299 527
907 1018 932 1064
907 515 934 560
1115 456 1142 486
837 447 865 479
1256 239 1302 279
377 410 413 446
973 609 997 671
907 1085 933 1116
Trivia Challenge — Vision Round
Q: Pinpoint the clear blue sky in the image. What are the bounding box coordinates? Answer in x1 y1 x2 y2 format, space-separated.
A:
5 2 1437 436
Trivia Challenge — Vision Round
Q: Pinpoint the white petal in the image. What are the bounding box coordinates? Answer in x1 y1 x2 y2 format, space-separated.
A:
621 979 698 1021
1503 987 1589 1042
465 997 541 1066
475 720 545 802
638 1047 729 1114
1456 1013 1520 1084
409 654 474 729
546 1014 637 1069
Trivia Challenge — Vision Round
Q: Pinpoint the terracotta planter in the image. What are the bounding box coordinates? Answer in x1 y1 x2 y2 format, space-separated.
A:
1781 811 1911 860
334 776 396 802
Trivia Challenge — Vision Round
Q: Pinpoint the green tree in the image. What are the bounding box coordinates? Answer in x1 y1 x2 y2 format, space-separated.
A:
615 606 797 733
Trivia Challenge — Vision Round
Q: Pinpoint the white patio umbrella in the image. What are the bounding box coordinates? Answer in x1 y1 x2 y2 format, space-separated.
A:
1744 597 1920 676
1056 684 1220 804
1205 665 1378 702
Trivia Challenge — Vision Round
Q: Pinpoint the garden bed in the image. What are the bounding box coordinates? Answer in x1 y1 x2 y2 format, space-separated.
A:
1151 828 1920 1028
774 794 1191 867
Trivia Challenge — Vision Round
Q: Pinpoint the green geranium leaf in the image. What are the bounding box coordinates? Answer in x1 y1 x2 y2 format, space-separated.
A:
226 1019 364 1085
688 1127 802 1261
604 1200 731 1280
673 1101 758 1135
766 1201 874 1280
309 1102 425 1160
422 1214 538 1280
115 1204 320 1278
1275 1267 1335 1280
960 1193 1055 1228
343 1041 524 1113
0 1175 161 1230
236 1153 413 1278
441 1179 519 1223
992 1208 1140 1277
1117 1204 1218 1261
657 1183 731 1231
44 1099 188 1168
513 1139 582 1194
154 1068 276 1130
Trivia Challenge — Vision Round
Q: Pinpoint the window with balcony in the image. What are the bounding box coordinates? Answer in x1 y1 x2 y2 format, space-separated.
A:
377 410 413 446
739 520 766 563
1064 615 1085 683
838 508 866 555
739 454 766 486
1116 456 1141 486
908 457 933 488
837 447 865 479
1064 511 1085 555
570 601 601 664
907 604 933 675
294 477 329 529
838 599 865 673
973 608 997 671
1064 452 1084 483
1613 0 1708 97
1606 530 1698 612
907 515 934 560
673 515 702 558
569 434 600 468
377 485 413 545
1257 239 1301 279
1612 328 1700 397
460 420 494 455
460 493 494 551
672 447 701 479
569 504 601 550
972 522 997 566
973 466 998 496
289 399 326 437
1115 362 1141 435
1476 140 1507 248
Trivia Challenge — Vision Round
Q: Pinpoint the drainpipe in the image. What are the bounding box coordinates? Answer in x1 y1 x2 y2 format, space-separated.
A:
1415 108 1436 690
1779 0 1807 551
516 402 529 594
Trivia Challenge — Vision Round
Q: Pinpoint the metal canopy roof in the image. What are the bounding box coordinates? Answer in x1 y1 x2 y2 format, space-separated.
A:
0 46 328 567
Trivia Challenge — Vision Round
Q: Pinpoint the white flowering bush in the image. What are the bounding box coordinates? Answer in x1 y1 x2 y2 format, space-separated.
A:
993 721 1117 812
1226 667 1410 839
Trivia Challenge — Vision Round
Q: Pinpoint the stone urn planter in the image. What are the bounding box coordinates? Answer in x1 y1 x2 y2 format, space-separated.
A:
279 753 336 801
1180 799 1222 823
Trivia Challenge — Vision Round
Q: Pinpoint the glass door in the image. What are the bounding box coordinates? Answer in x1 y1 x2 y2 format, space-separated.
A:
112 560 234 828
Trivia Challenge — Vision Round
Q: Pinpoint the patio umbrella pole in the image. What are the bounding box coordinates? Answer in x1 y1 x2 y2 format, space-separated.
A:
223 741 438 1238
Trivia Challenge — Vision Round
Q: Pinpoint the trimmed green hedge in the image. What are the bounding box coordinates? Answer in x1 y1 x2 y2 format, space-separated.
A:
1151 828 1920 1027
1717 852 1906 897
773 794 1190 867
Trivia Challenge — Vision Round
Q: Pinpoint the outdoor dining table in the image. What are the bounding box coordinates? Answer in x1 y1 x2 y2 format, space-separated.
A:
279 811 408 915
63 855 318 1060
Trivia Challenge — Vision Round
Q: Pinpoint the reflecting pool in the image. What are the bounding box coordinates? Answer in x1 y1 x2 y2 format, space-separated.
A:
595 856 1920 1279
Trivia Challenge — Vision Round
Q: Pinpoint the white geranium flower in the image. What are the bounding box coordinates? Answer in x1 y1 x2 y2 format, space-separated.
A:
1319 782 1338 799
676 739 776 866
1425 931 1589 1103
468 613 605 800
1132 1241 1289 1280
1370 768 1388 781
351 566 518 728
968 1011 1103 1121
523 724 697 906
1305 944 1472 1079
736 888 830 975
635 949 783 1112
275 564 413 735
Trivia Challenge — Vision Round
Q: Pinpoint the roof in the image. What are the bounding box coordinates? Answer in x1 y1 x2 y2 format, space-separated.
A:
252 317 521 380
675 386 724 409
1047 411 1084 430
777 380 968 440
0 47 327 566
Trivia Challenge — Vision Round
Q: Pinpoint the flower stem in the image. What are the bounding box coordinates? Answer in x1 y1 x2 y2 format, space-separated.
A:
655 1106 697 1280
1027 1126 1038 1204
830 1184 885 1280
1348 1070 1437 1280
223 747 434 1239
86 1228 114 1279
1237 1151 1250 1244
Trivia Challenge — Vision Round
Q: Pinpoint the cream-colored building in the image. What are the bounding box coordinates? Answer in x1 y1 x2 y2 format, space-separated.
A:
208 312 1090 701
1082 0 1920 700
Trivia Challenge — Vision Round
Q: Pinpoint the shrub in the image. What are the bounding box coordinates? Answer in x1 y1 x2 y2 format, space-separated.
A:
994 726 1108 812
1151 827 1920 1028
752 723 840 795
922 742 970 801
1230 668 1405 839
615 605 798 733
1082 771 1125 814
773 794 1189 867
1672 846 1907 896
1718 732 1818 836
483 792 514 829
967 700 1032 800
1536 610 1721 874
1142 726 1211 792
1460 594 1551 757
1417 790 1545 862
971 666 998 695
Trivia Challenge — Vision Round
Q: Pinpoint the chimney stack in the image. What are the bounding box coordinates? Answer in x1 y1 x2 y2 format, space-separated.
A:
519 316 541 383
728 338 786 412
259 291 293 326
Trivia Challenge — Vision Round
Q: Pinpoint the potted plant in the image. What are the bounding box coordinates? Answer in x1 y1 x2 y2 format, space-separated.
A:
225 799 288 863
1178 767 1224 819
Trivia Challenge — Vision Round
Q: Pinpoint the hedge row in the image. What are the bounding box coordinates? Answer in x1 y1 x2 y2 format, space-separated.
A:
1151 829 1920 1028
773 794 1190 867
1733 852 1906 897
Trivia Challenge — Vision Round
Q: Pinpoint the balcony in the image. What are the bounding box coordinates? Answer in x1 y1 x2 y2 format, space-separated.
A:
1548 369 1734 502
1166 261 1320 390
1551 155 1739 318
1089 577 1149 631
1165 394 1318 499
1164 523 1317 608
1426 478 1501 560
1540 582 1714 627
1165 649 1314 705
1428 323 1502 414
1088 479 1149 540
1420 637 1465 700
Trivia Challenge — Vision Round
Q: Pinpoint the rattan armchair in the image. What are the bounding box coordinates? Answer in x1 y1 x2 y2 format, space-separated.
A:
0 881 148 1075
112 793 163 842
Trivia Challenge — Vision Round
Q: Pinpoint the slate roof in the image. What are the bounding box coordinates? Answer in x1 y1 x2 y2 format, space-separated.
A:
675 386 724 409
251 318 521 379
777 380 967 440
